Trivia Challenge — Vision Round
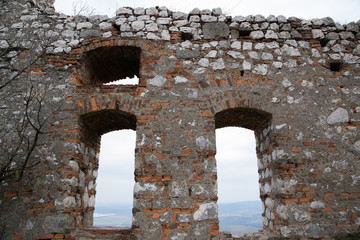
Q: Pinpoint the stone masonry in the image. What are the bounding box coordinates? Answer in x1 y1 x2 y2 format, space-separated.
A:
0 0 360 239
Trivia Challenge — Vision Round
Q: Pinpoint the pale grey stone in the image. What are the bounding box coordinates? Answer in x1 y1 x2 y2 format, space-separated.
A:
157 18 170 25
282 45 301 56
285 40 298 47
193 202 217 221
331 44 345 52
265 42 279 49
227 51 244 59
198 58 209 67
0 40 9 49
346 22 359 32
212 8 222 16
159 10 168 17
21 15 38 21
174 76 188 84
326 32 340 40
189 8 201 15
243 61 252 71
277 15 287 23
206 50 217 58
11 22 24 29
340 32 355 40
102 31 112 38
282 78 293 88
272 62 283 69
145 7 158 15
250 30 264 39
219 41 229 48
312 29 325 39
329 54 341 60
311 49 321 58
132 21 145 30
76 22 92 30
181 40 193 48
161 30 170 40
255 43 265 50
248 51 259 59
232 16 246 23
265 30 278 39
231 41 241 50
201 15 217 22
278 31 291 39
61 29 75 38
262 52 273 60
121 32 133 37
179 27 194 33
133 7 145 15
243 42 252 50
147 76 167 86
99 22 112 30
137 15 150 21
210 58 225 70
120 23 131 31
327 108 349 125
174 20 188 27
116 7 133 15
253 64 268 75
189 16 200 22
344 53 359 64
146 33 159 40
173 11 187 20
269 23 279 31
145 23 158 32
255 14 265 22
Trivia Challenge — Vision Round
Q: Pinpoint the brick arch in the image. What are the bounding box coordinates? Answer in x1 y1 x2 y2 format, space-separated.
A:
210 95 278 233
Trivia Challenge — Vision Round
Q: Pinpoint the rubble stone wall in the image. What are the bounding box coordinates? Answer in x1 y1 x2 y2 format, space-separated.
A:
0 1 359 239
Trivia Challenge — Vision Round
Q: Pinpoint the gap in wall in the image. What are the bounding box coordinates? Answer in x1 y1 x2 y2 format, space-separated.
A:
93 130 136 227
216 127 262 236
103 75 139 85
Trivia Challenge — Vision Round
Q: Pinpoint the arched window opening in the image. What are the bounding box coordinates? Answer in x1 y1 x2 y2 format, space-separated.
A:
80 46 141 85
215 107 273 236
93 130 136 227
79 109 137 228
216 127 262 235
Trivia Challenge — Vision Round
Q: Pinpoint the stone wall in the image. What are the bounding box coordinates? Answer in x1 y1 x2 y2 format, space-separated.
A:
0 1 360 239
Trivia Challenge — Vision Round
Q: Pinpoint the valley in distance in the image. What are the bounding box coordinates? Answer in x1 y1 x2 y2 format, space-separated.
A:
94 200 262 236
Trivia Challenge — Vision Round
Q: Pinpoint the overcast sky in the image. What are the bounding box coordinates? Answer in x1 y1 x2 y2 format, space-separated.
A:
52 0 360 208
54 0 360 24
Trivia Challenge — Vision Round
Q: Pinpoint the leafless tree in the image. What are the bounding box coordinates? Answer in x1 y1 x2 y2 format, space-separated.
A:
72 0 96 16
0 14 63 183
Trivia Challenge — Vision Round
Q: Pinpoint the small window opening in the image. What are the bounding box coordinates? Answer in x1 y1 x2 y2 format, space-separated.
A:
216 127 262 236
238 29 251 37
329 61 342 72
181 32 193 41
81 46 141 85
93 130 136 227
320 39 329 47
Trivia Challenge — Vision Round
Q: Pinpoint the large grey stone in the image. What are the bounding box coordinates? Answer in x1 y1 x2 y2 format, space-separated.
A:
176 49 200 59
202 22 230 40
327 108 349 125
80 30 100 38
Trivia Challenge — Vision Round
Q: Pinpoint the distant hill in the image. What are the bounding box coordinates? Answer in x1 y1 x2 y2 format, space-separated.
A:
94 201 263 235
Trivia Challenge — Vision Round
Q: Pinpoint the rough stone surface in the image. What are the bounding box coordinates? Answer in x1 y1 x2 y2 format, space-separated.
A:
0 2 360 240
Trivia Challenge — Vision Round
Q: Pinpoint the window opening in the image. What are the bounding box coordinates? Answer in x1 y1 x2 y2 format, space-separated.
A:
93 130 136 227
216 127 262 236
81 46 141 85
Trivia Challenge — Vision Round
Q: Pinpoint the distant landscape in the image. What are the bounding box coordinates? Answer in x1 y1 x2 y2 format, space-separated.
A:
94 201 263 236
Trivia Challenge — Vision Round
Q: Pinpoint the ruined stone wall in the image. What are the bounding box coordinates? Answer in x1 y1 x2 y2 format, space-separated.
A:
0 1 360 239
